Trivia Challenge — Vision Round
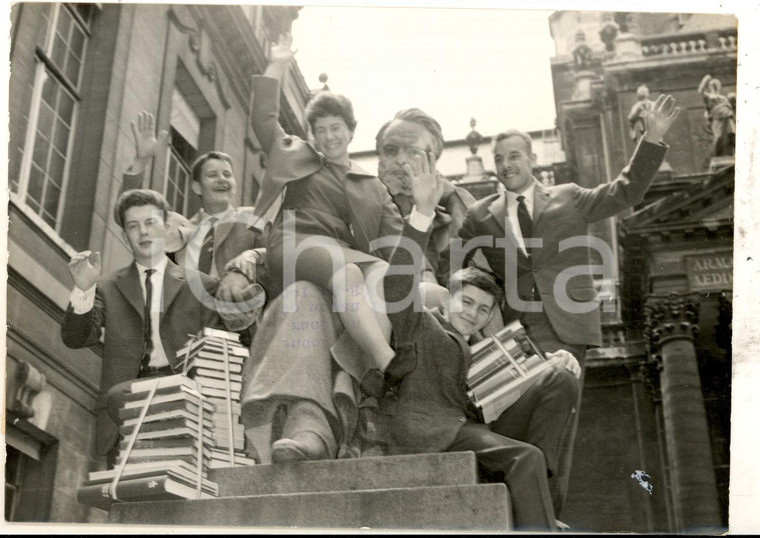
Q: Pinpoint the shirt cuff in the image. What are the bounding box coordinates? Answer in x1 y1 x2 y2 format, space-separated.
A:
70 285 96 314
408 206 435 232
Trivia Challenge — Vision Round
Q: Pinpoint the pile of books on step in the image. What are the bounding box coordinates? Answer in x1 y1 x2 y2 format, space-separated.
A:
467 321 561 423
174 328 256 468
77 374 218 510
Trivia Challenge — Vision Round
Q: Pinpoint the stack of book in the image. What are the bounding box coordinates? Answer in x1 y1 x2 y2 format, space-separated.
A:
174 328 256 468
77 374 218 510
467 321 561 423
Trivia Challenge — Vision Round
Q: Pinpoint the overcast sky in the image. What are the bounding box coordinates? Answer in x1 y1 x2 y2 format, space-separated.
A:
292 6 558 152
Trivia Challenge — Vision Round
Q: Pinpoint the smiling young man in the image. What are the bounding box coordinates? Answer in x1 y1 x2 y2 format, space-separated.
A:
61 189 222 466
359 150 580 531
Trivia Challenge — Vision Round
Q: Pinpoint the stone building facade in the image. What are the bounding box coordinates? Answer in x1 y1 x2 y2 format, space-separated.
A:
547 11 736 532
6 3 309 523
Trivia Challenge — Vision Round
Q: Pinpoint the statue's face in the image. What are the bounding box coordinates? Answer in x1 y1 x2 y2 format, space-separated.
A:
377 119 438 197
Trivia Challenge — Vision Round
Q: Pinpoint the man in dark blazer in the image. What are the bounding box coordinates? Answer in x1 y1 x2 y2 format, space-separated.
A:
61 189 223 463
458 93 680 514
458 94 680 362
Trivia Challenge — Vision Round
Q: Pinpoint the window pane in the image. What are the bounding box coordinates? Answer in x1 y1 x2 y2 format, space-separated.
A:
51 34 67 69
37 103 54 138
53 119 70 154
27 165 45 206
70 25 85 59
41 76 57 108
48 151 65 185
75 4 94 26
58 91 74 125
66 55 82 87
32 134 50 170
44 182 62 221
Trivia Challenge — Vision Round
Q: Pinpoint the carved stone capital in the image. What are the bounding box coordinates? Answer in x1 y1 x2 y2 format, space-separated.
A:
644 292 701 350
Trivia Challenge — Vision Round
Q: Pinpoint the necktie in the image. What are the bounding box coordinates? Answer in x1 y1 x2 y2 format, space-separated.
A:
517 195 533 256
140 268 155 373
197 217 217 274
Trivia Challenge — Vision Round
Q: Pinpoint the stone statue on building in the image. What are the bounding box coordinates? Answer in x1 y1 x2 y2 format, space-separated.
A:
572 30 593 70
465 117 483 155
698 74 736 157
599 13 619 52
627 84 656 144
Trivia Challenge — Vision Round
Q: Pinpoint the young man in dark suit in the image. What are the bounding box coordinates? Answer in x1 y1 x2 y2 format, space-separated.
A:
61 189 223 465
457 93 680 513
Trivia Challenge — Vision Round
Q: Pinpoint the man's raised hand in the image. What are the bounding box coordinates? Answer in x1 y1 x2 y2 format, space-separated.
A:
129 111 169 174
404 150 444 217
643 94 681 144
68 251 101 292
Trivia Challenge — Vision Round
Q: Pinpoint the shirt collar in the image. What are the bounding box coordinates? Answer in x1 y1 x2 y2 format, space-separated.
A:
136 256 169 277
199 206 234 221
506 181 536 207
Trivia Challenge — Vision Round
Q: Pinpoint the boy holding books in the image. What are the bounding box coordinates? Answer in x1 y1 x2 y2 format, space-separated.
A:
61 189 225 466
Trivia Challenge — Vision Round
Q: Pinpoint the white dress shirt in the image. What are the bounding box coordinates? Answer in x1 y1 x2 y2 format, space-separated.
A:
69 256 171 368
505 182 536 255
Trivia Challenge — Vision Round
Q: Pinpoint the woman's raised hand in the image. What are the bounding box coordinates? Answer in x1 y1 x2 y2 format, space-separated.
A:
270 32 296 66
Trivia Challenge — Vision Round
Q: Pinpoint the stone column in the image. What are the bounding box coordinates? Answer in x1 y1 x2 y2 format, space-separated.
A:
644 292 722 531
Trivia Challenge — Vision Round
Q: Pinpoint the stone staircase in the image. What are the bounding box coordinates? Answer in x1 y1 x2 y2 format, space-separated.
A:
109 451 512 531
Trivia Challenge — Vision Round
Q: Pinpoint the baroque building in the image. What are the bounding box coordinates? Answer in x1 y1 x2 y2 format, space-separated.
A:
547 11 736 532
6 3 309 523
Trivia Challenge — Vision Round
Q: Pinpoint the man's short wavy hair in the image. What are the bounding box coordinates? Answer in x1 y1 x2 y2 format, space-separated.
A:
305 92 357 133
190 151 234 185
449 267 504 307
493 129 533 155
375 108 444 159
114 189 171 228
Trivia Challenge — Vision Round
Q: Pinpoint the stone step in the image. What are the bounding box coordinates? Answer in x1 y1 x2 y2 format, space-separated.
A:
109 483 511 530
210 451 479 496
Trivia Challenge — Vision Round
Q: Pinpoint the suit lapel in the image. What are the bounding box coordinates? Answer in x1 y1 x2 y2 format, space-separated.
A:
532 179 551 227
160 261 186 323
115 263 146 321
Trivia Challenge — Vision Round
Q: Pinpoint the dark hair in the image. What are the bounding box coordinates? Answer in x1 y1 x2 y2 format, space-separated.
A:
190 151 234 184
305 91 357 133
114 189 171 228
449 267 504 307
493 129 533 154
375 108 444 159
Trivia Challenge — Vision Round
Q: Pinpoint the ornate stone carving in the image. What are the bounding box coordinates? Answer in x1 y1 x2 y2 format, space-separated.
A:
10 361 47 419
627 84 655 144
644 292 701 349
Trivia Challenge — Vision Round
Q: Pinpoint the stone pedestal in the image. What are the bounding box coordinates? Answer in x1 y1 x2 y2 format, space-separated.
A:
459 154 487 183
572 70 596 101
644 292 722 532
614 32 642 60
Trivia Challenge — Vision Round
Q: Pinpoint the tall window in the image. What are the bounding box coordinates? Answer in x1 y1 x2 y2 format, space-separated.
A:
165 88 201 215
14 4 95 231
